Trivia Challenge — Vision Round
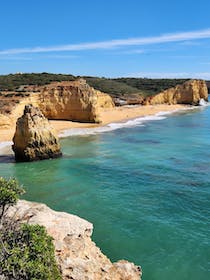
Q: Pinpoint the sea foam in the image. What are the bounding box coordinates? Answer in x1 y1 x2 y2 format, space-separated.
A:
59 114 168 137
59 106 203 138
0 141 13 155
0 106 204 153
199 98 209 106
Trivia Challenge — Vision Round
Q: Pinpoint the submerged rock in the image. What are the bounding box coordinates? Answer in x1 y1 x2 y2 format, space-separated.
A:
8 200 142 280
12 104 62 161
144 79 208 105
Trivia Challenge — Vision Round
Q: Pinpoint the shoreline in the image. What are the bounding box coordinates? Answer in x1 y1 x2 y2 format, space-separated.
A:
55 104 192 137
0 104 192 154
52 104 190 137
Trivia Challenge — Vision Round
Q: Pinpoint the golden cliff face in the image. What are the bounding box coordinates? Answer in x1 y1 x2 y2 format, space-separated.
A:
38 79 114 123
12 105 62 161
144 80 208 105
0 79 114 127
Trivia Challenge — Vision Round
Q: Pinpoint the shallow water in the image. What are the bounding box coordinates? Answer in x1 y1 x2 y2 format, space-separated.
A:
1 107 210 280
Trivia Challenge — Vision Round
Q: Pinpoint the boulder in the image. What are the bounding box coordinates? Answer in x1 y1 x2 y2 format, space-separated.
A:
144 79 208 105
8 200 142 280
12 104 62 161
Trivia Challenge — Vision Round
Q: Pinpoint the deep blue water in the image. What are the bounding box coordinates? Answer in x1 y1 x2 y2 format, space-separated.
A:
1 106 210 280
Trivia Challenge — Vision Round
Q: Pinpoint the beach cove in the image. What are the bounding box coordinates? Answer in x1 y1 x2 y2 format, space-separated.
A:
0 103 210 280
0 104 187 143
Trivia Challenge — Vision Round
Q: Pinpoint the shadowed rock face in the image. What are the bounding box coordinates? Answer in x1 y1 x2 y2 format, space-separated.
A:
144 80 208 105
8 200 142 280
12 105 62 161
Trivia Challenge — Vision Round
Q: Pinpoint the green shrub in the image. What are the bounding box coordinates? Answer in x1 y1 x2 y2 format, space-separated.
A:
0 177 24 221
0 177 62 280
0 223 61 280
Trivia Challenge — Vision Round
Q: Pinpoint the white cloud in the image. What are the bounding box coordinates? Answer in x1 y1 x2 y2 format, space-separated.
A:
200 62 210 65
126 72 210 80
178 40 202 46
120 49 145 54
1 28 210 55
0 56 32 60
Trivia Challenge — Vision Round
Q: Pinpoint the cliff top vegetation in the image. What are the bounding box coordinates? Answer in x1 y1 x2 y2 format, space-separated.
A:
0 72 208 98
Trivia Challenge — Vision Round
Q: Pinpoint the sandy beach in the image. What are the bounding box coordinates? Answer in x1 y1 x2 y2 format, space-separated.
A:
0 104 188 143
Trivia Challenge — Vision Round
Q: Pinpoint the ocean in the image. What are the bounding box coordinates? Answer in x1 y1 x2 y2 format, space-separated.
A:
0 105 210 280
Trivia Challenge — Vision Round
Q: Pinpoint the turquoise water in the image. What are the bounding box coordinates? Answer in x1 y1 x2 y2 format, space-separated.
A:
1 107 210 280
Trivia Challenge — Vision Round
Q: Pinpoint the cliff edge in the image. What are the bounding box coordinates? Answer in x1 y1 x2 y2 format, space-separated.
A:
9 200 142 280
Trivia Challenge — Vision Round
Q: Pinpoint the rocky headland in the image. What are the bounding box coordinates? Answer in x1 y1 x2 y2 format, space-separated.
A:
0 78 114 128
144 79 208 105
12 104 62 161
8 200 142 280
38 79 114 123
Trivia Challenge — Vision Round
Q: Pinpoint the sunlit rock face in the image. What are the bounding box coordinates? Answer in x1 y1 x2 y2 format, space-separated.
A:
144 80 208 105
38 79 114 123
12 104 62 161
9 200 142 280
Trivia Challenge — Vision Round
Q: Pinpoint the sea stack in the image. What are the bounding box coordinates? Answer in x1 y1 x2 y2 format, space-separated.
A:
12 104 62 162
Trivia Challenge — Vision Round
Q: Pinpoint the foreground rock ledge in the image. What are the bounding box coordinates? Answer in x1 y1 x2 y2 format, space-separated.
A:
8 200 142 280
12 104 62 161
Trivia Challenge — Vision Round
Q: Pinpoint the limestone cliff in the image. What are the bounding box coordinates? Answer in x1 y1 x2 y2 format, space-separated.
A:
144 80 208 105
12 105 62 161
0 79 114 127
38 79 114 123
8 200 142 280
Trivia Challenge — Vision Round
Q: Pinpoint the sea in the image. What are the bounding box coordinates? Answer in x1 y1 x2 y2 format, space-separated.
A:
0 104 210 280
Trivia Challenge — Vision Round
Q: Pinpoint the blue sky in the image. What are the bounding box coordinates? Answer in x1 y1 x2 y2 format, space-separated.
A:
1 0 210 79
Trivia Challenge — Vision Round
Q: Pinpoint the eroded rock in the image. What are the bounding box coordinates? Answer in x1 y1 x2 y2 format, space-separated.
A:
144 79 208 105
8 200 142 280
12 104 62 161
38 79 114 123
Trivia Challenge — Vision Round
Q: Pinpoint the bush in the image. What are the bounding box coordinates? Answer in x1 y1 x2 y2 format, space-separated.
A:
0 177 61 280
0 177 24 221
0 223 61 280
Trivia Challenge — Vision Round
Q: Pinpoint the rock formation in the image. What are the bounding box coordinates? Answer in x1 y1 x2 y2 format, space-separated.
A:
38 79 114 123
144 79 208 105
0 79 114 127
8 200 142 280
12 104 62 161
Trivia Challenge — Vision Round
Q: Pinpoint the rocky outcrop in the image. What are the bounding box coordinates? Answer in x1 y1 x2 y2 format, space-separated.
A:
12 105 62 161
0 79 114 126
144 80 208 105
38 79 114 123
8 200 142 280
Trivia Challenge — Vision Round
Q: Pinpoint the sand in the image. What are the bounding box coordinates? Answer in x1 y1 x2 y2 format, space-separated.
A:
51 104 188 135
0 104 188 143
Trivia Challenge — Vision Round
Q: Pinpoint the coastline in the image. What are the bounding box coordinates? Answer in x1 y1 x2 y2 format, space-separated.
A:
0 104 190 154
52 104 189 136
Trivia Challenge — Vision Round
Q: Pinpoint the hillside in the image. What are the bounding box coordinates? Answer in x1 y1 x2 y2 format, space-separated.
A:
0 73 75 91
0 73 209 101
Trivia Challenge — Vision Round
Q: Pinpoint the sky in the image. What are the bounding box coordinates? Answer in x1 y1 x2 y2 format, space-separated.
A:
1 0 210 79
